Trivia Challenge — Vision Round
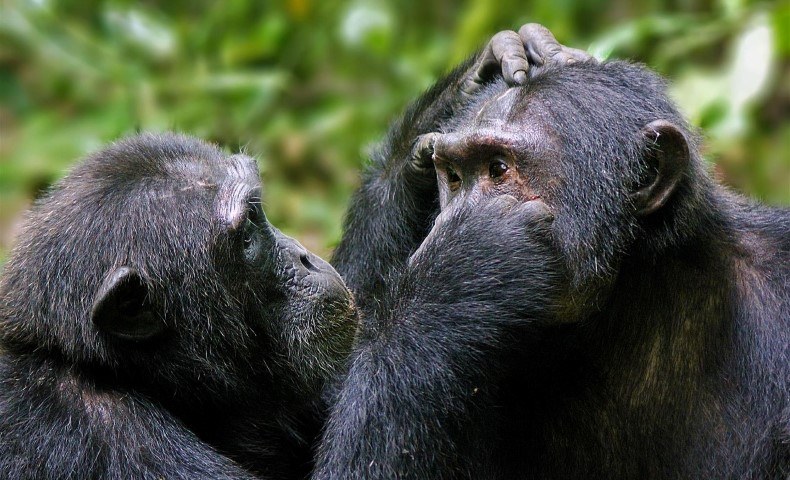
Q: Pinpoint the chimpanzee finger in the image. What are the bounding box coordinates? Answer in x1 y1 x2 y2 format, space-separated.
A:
461 48 495 96
546 46 592 65
561 46 592 63
489 30 530 85
519 23 592 66
510 197 554 222
487 194 521 214
519 24 561 65
462 30 529 95
409 133 441 171
478 195 554 227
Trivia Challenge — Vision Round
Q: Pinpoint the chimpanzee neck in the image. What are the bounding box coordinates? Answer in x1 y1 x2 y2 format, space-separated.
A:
493 225 747 476
603 240 736 383
540 200 771 476
599 183 738 354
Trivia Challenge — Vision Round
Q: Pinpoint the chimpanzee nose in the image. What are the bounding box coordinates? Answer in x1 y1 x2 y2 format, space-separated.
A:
270 227 334 275
297 252 321 273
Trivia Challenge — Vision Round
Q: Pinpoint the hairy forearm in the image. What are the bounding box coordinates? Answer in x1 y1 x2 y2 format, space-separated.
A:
313 309 492 480
331 56 479 310
319 202 568 479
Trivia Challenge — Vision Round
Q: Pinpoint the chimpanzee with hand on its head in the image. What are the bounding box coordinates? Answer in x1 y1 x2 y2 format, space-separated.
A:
317 35 790 480
0 25 579 479
331 24 587 315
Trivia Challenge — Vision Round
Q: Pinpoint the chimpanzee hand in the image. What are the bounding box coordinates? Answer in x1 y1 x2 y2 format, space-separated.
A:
411 194 552 264
407 195 563 310
407 24 593 171
408 132 441 172
462 23 593 96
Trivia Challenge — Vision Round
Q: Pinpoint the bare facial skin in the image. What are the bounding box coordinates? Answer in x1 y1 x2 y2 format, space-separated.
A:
430 91 561 212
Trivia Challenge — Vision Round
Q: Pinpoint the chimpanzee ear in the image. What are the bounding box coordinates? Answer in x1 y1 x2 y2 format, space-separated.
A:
630 120 690 216
91 267 165 341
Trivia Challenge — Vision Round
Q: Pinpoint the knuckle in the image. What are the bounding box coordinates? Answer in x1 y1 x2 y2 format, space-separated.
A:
504 52 528 63
545 42 563 56
492 31 521 55
519 23 548 38
492 30 517 43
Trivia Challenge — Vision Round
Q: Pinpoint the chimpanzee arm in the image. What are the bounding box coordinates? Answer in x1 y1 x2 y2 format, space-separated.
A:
329 57 475 314
315 199 568 479
0 357 258 480
331 25 589 313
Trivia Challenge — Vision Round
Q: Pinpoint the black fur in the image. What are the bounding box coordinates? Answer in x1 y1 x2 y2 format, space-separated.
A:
330 55 479 315
317 61 790 479
0 133 356 479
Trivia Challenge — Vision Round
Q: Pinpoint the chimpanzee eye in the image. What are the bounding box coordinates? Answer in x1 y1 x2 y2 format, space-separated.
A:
446 166 462 189
243 199 264 249
489 159 509 180
247 201 264 227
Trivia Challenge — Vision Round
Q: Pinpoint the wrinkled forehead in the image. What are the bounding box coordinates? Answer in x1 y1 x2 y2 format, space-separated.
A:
470 87 522 129
162 152 258 185
437 87 560 158
162 152 261 228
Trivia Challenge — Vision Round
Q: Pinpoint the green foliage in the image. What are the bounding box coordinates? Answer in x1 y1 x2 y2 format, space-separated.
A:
1 0 787 261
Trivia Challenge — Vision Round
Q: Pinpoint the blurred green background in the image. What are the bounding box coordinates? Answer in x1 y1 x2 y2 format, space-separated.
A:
1 0 788 261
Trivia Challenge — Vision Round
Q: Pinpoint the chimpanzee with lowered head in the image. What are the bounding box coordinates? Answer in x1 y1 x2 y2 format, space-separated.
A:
316 52 790 478
331 24 588 315
0 26 581 479
0 133 358 479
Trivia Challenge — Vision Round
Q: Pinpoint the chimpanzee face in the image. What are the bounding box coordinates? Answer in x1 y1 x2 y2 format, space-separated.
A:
432 117 557 213
212 153 357 393
41 134 361 399
430 67 691 307
433 72 688 220
431 87 572 220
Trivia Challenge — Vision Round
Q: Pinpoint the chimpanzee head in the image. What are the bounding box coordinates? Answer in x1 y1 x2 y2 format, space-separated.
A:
431 61 710 315
0 133 356 405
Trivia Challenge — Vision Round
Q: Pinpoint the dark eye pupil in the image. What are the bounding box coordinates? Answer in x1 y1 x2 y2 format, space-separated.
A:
447 167 461 183
243 201 264 249
490 160 508 179
247 200 265 227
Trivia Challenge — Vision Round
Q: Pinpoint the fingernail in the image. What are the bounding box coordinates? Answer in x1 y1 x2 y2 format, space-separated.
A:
514 70 527 84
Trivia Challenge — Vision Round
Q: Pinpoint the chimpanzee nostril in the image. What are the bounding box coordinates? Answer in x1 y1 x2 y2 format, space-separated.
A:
300 253 320 273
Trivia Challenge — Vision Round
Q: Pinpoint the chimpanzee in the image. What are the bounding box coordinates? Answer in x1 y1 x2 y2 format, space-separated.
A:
0 133 358 479
316 60 790 478
332 24 588 315
0 25 583 479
